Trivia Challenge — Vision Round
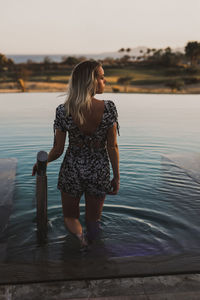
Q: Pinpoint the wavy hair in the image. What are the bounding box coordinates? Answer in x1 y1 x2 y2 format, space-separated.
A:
64 60 102 124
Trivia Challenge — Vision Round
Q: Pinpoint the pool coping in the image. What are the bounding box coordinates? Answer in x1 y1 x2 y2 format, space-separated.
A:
1 273 200 299
1 252 200 285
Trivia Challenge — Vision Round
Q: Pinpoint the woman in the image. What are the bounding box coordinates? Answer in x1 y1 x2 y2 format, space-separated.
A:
32 60 120 249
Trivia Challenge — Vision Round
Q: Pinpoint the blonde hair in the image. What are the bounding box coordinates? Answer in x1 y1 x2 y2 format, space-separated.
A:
64 60 102 124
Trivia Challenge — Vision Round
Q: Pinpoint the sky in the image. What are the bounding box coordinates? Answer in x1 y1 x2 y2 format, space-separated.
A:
1 0 200 55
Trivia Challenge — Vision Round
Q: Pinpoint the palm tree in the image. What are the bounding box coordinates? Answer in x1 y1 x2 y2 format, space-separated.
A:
0 53 14 71
185 41 200 65
146 48 151 55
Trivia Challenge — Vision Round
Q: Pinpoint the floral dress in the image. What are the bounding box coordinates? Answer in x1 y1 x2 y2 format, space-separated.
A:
53 100 119 198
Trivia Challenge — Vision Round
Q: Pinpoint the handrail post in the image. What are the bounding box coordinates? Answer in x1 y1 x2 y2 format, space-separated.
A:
36 151 48 242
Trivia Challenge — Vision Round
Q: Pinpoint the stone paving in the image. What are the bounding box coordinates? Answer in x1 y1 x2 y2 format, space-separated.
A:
1 274 200 299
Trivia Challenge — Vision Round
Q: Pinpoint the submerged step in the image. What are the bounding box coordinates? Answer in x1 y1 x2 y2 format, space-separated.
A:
0 158 17 233
162 152 200 184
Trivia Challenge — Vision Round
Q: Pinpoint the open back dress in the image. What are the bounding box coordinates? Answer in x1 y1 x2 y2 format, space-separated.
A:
53 100 119 198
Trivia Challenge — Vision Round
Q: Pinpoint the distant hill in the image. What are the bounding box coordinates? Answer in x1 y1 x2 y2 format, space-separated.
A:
85 46 149 59
7 46 184 63
69 46 184 60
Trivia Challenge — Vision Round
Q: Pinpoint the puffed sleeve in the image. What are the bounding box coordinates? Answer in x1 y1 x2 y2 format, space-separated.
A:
108 100 120 135
54 104 66 132
53 104 66 146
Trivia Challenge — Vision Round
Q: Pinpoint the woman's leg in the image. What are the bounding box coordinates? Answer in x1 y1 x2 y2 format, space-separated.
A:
61 191 82 235
85 193 106 242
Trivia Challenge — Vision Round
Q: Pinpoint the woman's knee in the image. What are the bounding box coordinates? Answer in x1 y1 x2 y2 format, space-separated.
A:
64 217 83 235
64 217 76 222
64 217 78 225
61 191 80 219
85 193 105 222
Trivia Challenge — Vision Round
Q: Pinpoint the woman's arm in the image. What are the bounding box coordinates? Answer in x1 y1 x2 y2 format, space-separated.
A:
106 123 120 194
32 129 66 176
47 129 66 163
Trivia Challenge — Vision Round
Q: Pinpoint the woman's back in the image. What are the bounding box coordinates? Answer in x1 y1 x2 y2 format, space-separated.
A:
72 98 105 136
54 100 119 149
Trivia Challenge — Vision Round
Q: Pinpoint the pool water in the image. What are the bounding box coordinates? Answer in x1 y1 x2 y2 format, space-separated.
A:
1 92 200 265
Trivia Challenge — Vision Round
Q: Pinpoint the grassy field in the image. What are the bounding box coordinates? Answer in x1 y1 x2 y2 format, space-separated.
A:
1 64 200 94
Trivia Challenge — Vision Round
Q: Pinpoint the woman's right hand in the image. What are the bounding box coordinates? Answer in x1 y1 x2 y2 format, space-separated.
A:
32 163 38 176
109 178 120 195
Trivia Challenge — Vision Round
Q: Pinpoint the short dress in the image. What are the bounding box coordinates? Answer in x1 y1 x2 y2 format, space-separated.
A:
53 100 119 198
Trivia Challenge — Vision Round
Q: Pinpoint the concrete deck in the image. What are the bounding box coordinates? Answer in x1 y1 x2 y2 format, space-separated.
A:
1 274 200 299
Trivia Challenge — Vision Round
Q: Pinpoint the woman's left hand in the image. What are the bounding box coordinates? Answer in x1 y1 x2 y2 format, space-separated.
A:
32 163 38 176
108 178 120 195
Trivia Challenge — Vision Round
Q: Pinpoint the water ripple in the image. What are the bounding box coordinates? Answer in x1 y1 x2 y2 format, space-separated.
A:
1 93 200 264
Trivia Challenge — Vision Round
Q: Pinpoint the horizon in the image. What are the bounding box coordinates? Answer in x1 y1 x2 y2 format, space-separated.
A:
5 44 186 56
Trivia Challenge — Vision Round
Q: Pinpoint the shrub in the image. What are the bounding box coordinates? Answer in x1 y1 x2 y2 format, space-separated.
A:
185 66 199 74
112 87 120 93
166 79 184 91
165 68 185 76
184 77 200 84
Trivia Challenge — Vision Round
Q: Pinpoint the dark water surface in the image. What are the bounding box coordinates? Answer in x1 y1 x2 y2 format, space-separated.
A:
1 92 200 267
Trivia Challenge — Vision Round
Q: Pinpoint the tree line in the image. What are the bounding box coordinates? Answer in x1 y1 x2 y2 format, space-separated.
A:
1 41 200 71
0 41 200 92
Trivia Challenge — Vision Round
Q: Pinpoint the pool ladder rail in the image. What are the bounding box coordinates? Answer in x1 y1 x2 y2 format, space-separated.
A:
36 151 48 243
